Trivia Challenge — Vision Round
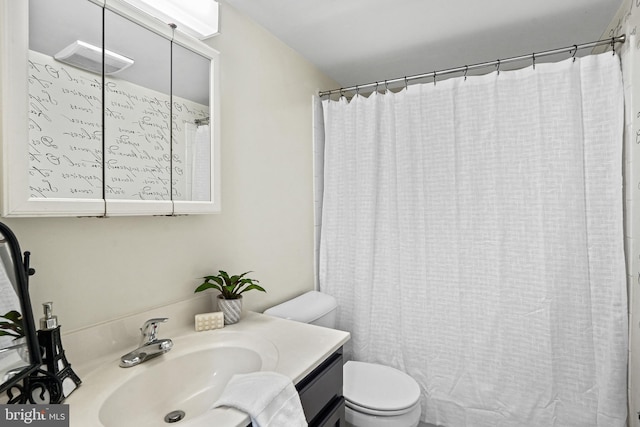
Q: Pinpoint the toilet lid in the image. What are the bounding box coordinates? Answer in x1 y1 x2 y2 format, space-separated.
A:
343 361 421 412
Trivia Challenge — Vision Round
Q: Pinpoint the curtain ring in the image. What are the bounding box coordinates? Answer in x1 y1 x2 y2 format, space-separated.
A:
340 88 345 99
572 45 577 62
433 71 437 86
532 53 536 70
385 80 389 92
355 85 360 97
404 77 408 90
496 59 500 75
464 65 468 81
612 37 616 55
375 82 379 93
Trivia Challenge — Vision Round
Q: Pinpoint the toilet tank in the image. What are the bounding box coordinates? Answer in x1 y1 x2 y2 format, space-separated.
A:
263 291 337 328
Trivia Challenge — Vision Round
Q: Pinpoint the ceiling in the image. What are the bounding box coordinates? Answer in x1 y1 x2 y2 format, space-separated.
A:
224 0 624 89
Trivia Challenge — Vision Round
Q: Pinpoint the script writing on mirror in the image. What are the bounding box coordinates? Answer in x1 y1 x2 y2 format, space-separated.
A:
27 50 208 201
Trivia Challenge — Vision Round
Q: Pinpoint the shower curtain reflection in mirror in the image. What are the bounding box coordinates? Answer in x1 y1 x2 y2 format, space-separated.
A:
317 52 627 427
181 122 211 201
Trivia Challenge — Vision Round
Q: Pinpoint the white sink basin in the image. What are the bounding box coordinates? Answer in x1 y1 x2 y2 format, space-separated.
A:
78 331 278 427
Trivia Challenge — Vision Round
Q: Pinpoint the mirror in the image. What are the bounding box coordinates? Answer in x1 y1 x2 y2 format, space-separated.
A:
0 223 41 397
1 0 220 217
171 43 211 202
28 0 104 200
104 9 172 203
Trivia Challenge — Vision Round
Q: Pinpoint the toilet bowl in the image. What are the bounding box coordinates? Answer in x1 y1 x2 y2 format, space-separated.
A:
344 360 421 427
264 291 422 427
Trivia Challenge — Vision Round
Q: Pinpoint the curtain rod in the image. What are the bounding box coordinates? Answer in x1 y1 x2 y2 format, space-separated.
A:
319 35 626 97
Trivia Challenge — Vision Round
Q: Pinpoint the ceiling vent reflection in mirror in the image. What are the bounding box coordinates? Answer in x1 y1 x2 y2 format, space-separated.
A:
54 40 135 75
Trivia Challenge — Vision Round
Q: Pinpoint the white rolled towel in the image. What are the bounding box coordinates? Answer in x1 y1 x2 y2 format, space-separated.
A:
212 371 307 427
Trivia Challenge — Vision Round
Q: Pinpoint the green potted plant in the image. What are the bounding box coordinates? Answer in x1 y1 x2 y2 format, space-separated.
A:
195 270 265 324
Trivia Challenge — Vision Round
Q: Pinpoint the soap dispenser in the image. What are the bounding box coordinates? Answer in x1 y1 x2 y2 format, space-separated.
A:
36 302 81 403
40 301 58 330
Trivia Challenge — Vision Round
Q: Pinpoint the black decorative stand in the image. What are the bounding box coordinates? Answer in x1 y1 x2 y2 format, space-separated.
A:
35 326 81 403
6 327 82 404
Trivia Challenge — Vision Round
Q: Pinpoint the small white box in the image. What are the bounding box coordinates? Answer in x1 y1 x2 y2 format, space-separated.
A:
195 312 224 331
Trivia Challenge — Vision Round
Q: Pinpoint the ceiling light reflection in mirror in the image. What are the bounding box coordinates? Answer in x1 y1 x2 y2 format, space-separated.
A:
122 0 219 40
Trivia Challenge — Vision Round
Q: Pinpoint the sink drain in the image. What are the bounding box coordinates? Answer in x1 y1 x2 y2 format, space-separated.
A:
164 410 186 423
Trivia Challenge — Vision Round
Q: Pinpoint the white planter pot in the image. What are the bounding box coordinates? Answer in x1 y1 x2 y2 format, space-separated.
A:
217 295 243 325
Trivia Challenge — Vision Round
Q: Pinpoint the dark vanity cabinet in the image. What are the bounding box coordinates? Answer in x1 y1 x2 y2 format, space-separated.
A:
244 348 345 427
296 348 345 427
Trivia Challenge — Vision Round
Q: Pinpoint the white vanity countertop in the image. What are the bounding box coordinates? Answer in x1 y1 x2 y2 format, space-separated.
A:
65 311 350 427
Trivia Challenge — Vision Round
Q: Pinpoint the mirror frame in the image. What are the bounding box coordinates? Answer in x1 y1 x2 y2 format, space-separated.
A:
0 0 221 217
0 222 42 395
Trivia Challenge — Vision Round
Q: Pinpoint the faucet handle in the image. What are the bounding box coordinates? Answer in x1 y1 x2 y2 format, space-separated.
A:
140 317 168 344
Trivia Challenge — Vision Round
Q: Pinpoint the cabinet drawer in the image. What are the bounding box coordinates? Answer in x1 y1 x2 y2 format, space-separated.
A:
244 397 344 427
296 349 343 424
311 396 345 427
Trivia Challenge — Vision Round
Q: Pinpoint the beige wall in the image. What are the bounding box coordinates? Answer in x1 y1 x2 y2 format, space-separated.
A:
602 2 640 425
0 0 337 332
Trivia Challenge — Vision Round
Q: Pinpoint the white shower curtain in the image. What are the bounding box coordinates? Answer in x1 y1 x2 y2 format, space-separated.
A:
319 52 627 427
183 122 211 201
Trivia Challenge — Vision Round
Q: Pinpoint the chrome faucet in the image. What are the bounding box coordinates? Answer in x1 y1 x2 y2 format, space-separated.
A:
119 318 173 368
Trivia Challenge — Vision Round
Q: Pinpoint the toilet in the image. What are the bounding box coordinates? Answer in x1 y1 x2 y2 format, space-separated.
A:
264 291 422 427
